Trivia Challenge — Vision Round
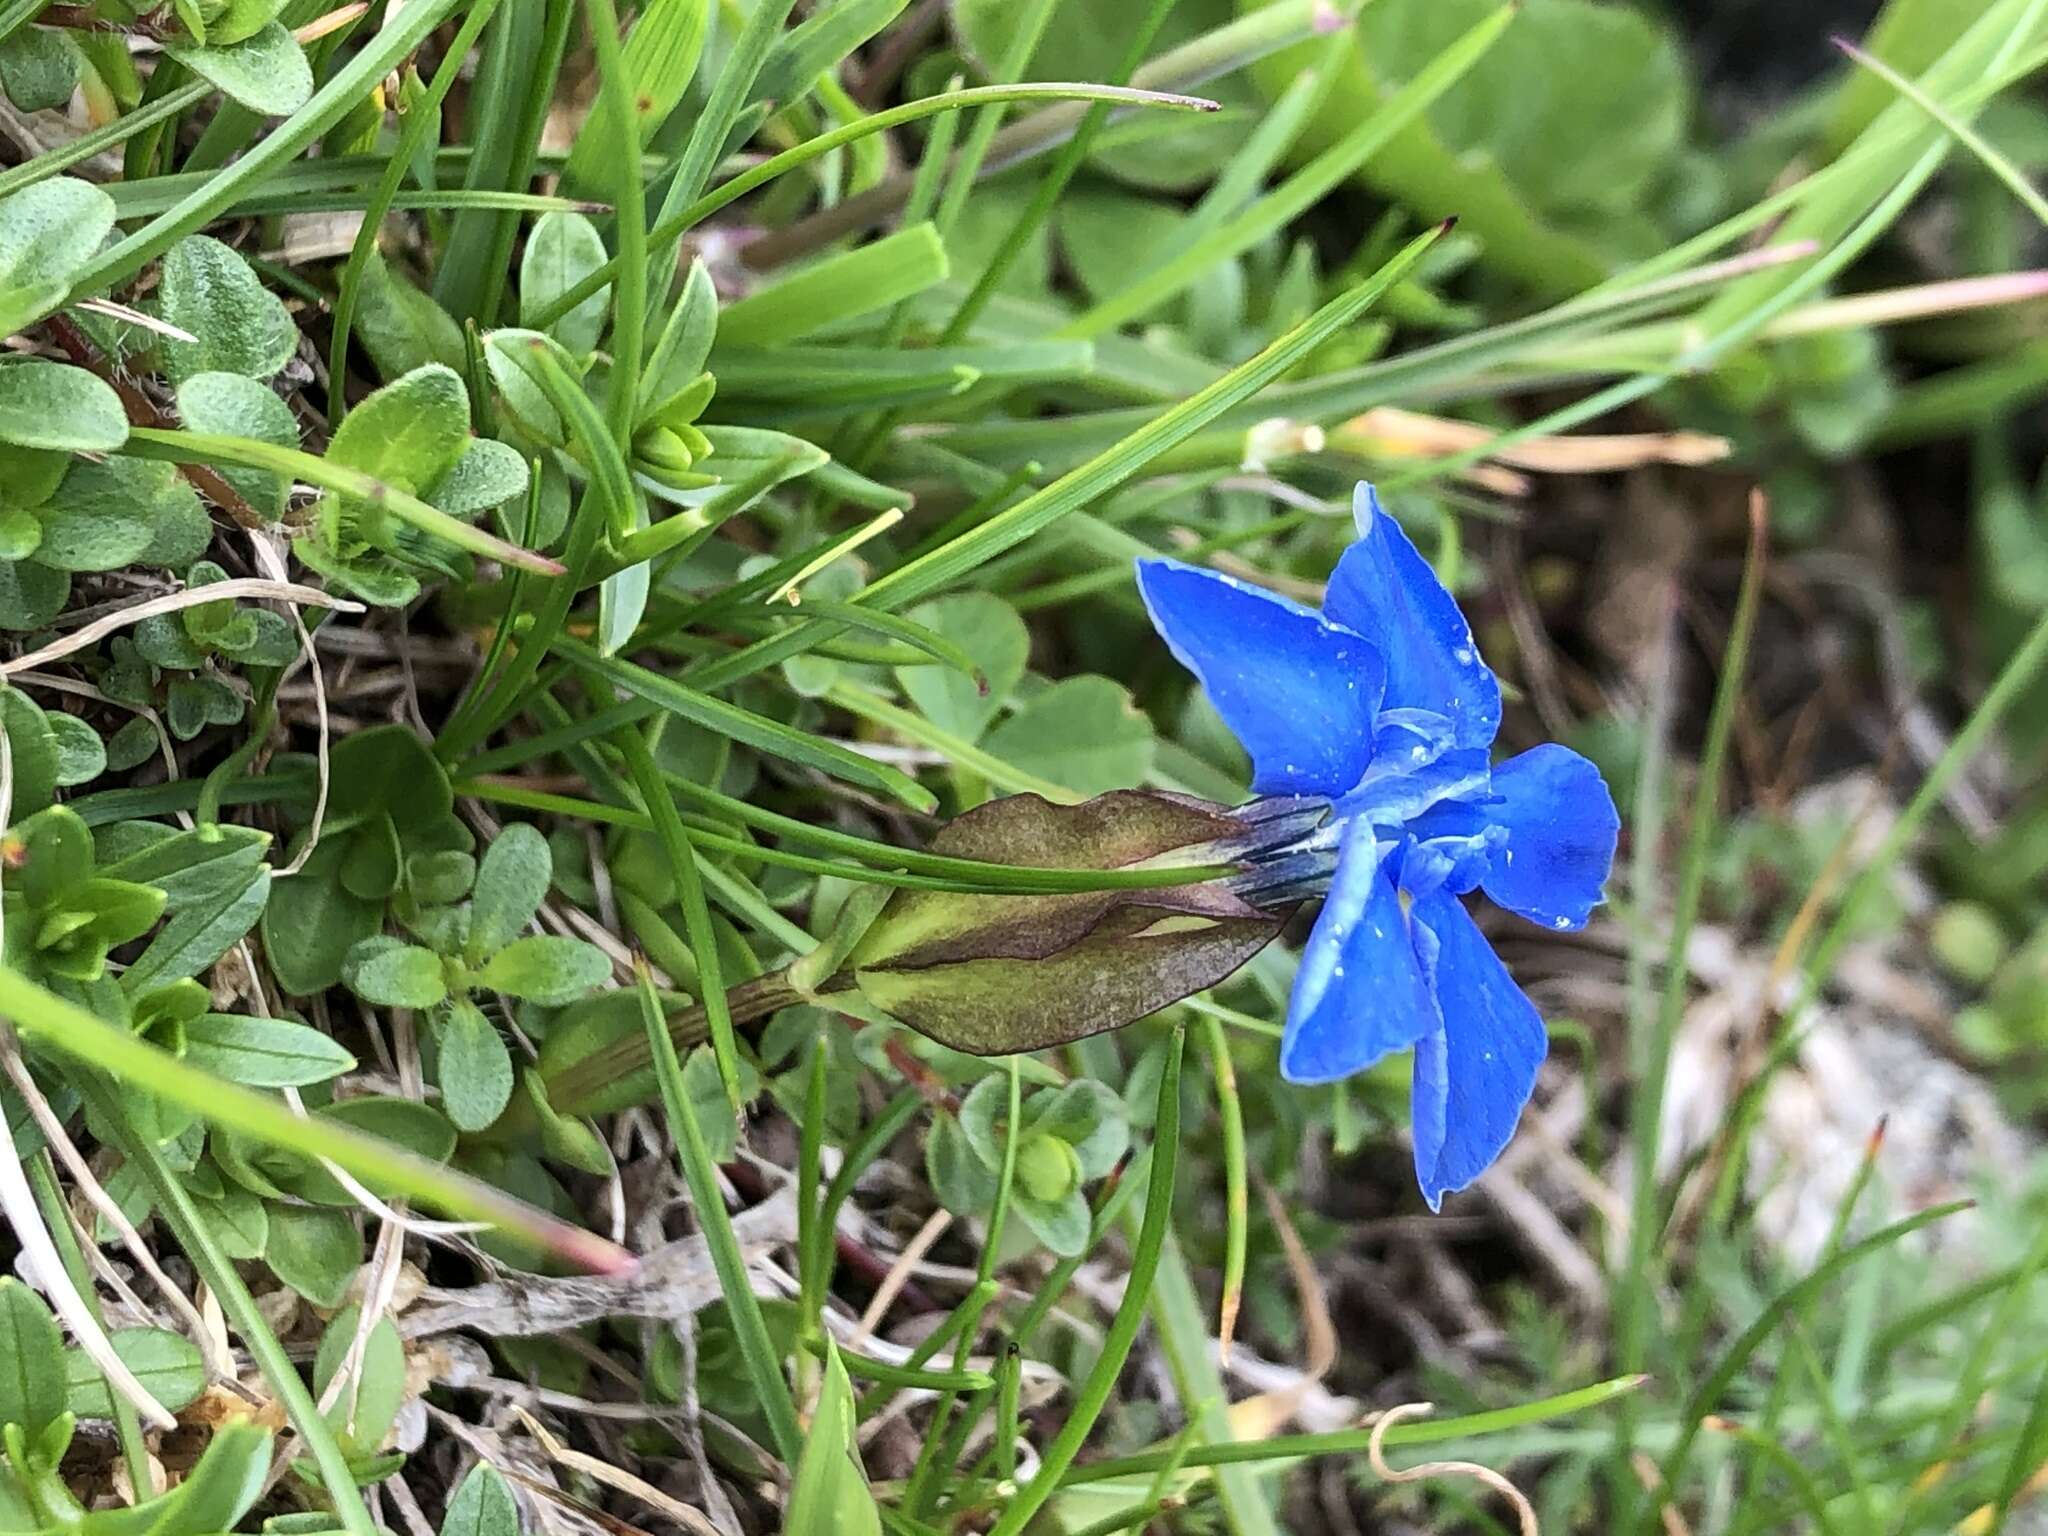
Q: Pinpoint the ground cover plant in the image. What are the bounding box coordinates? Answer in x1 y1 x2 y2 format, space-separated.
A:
3 0 2048 1530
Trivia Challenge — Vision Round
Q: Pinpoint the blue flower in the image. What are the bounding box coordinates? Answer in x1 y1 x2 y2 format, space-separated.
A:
1136 484 1619 1208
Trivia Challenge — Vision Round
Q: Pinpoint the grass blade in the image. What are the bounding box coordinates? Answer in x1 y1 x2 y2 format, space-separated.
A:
634 960 803 1463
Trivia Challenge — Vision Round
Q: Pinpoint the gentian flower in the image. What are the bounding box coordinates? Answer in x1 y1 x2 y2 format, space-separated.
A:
1136 484 1619 1207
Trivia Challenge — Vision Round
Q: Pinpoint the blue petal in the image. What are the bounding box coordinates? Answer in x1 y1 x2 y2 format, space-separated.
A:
1407 890 1547 1209
1478 745 1619 932
1396 827 1502 901
1136 558 1384 797
1281 823 1440 1084
1324 485 1501 751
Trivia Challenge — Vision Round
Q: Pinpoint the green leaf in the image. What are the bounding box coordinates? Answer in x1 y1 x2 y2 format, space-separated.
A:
681 1045 747 1163
982 676 1155 798
45 714 105 788
519 211 610 356
0 690 60 817
175 372 299 517
433 438 530 517
439 1462 519 1536
785 1339 881 1536
0 360 127 452
0 28 81 114
466 820 551 961
638 259 717 424
522 1067 615 1176
896 593 1026 743
0 557 67 632
344 940 449 1009
474 934 609 1005
164 22 313 116
325 362 472 501
435 1000 514 1134
97 810 267 903
63 1328 205 1421
158 1421 272 1536
328 723 458 832
121 866 269 993
204 0 290 47
0 505 40 561
1247 0 1675 293
263 1203 360 1306
955 1072 1011 1172
182 1012 356 1087
1012 1185 1091 1257
13 803 91 907
262 844 383 995
35 457 205 574
0 178 115 337
0 1280 66 1442
192 1183 269 1260
925 1110 997 1217
1024 1078 1128 1180
354 250 466 379
314 1307 406 1453
152 234 297 383
30 459 161 572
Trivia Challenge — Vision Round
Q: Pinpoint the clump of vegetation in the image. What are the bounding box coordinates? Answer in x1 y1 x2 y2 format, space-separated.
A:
3 0 2048 1531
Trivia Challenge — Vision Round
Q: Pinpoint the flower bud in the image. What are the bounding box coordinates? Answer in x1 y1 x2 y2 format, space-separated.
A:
843 790 1288 1056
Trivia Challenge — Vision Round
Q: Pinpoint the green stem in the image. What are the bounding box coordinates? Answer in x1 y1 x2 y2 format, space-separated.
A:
0 80 211 199
86 1079 378 1536
635 963 803 1464
986 1029 1185 1536
617 729 742 1107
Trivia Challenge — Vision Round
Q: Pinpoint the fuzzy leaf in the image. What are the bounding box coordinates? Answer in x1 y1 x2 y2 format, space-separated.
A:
153 235 297 382
344 939 449 1009
0 28 80 113
0 178 114 337
440 1463 519 1536
0 359 127 452
325 362 472 503
165 22 312 115
466 820 551 961
474 934 609 1005
435 1000 514 1133
176 371 299 516
355 251 465 379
